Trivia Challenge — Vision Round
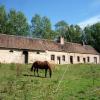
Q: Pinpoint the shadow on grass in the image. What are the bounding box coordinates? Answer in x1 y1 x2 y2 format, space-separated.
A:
23 74 46 78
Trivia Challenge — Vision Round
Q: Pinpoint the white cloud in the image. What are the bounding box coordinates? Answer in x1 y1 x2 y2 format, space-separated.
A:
78 15 100 28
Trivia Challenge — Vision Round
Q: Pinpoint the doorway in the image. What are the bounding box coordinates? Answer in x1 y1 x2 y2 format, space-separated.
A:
57 56 61 64
83 58 86 63
70 56 73 64
23 51 28 64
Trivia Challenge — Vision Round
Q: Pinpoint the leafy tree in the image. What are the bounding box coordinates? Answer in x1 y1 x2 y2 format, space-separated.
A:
55 20 70 41
41 16 52 39
31 14 42 38
74 25 82 43
7 9 29 36
0 5 7 34
68 25 82 42
31 15 55 39
84 22 100 52
55 20 68 36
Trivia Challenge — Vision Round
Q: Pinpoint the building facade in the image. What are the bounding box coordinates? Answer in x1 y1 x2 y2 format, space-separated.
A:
0 34 100 64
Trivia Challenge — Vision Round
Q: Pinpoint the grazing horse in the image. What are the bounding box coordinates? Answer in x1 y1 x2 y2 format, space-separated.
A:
31 61 52 78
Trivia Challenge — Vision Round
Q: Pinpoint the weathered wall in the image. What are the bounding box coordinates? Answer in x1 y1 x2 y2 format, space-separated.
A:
0 49 24 63
0 49 99 64
28 51 47 63
46 51 100 64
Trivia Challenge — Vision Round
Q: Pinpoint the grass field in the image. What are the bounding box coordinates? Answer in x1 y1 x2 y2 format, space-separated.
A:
0 63 100 100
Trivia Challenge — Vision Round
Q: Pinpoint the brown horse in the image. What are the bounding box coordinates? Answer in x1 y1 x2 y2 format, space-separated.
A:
31 61 52 78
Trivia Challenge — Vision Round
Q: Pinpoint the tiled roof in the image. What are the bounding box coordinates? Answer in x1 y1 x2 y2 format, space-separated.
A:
0 34 99 55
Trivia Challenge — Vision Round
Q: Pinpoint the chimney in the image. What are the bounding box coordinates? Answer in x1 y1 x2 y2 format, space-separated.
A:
82 40 85 47
57 36 64 45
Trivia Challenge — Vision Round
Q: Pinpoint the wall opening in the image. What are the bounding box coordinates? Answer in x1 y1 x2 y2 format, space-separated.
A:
83 58 86 63
23 51 28 64
77 56 80 62
51 55 55 61
94 57 97 64
70 56 73 64
57 56 61 64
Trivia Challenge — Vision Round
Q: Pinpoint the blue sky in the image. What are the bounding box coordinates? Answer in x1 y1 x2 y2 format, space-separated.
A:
0 0 100 27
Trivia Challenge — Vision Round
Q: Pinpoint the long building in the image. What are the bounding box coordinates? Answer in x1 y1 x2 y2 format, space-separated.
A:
0 34 100 64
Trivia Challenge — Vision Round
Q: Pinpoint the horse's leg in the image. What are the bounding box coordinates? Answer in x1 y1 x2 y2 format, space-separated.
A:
36 68 39 77
34 68 36 76
45 69 47 77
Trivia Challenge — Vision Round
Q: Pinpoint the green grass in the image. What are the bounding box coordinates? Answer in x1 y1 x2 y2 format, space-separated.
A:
0 63 100 100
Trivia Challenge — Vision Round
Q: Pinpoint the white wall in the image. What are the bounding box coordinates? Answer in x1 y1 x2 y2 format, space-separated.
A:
0 49 99 64
28 51 47 63
46 51 100 64
0 49 24 63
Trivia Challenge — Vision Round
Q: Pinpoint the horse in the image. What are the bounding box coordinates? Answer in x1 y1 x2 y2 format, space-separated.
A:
31 61 52 78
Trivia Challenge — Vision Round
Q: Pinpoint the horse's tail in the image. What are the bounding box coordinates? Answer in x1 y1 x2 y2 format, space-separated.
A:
31 64 34 71
49 67 52 78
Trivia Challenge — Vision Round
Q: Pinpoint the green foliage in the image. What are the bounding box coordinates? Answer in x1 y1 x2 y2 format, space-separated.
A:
31 14 42 38
0 5 29 36
55 20 69 38
0 5 7 34
55 21 82 43
31 14 55 39
84 23 100 52
7 9 29 36
41 16 52 39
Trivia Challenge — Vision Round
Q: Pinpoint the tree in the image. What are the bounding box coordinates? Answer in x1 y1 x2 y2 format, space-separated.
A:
31 15 55 39
68 25 82 43
41 16 52 39
84 23 100 52
7 9 29 36
55 20 69 41
31 14 42 38
74 25 82 43
0 5 7 34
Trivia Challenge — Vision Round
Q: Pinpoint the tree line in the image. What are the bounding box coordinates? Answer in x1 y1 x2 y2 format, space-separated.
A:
0 5 100 52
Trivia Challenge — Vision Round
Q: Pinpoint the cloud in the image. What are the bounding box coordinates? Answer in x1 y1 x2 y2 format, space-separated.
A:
78 15 100 28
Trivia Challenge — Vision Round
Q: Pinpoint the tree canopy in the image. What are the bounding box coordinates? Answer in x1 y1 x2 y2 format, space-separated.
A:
0 5 100 52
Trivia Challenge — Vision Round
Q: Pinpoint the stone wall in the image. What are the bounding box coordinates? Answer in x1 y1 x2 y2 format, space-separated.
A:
0 49 24 63
0 49 99 64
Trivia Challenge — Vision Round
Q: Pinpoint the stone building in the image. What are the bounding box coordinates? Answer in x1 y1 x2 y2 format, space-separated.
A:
0 34 99 64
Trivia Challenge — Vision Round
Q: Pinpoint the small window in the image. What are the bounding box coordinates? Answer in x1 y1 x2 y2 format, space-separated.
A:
62 55 65 61
87 57 90 62
77 56 80 62
37 51 40 54
51 55 55 60
9 50 13 52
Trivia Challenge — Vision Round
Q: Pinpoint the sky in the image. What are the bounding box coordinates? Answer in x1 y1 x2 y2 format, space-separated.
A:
0 0 100 28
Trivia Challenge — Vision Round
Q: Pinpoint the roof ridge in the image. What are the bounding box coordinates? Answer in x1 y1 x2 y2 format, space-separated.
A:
0 33 55 42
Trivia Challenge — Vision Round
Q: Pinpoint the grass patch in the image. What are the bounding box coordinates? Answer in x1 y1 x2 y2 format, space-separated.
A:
0 63 100 100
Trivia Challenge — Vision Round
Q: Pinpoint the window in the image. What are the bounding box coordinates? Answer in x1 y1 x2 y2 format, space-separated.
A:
62 55 65 61
9 50 13 52
87 57 90 62
77 56 80 62
94 57 97 64
51 55 55 60
37 51 40 54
